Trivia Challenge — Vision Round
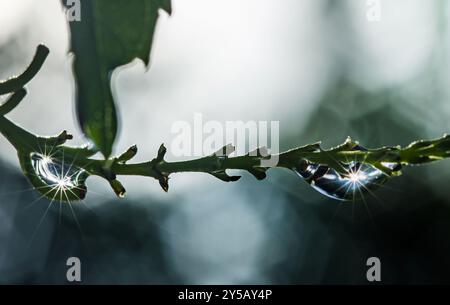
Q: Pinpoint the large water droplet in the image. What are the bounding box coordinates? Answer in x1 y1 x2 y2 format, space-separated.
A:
293 148 392 201
20 152 89 202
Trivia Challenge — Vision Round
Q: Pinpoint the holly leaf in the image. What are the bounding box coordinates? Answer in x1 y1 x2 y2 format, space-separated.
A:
63 0 171 157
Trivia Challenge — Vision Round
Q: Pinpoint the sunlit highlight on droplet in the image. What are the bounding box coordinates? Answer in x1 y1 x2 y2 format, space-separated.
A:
29 152 88 201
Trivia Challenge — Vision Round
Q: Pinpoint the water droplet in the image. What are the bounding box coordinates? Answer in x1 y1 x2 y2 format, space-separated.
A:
293 153 390 201
20 152 89 202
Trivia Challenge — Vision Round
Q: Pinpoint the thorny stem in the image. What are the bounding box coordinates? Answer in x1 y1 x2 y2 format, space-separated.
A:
1 45 450 200
2 108 450 197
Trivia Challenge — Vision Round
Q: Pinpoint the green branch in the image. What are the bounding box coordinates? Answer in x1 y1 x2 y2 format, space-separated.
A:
1 45 450 202
0 45 49 95
1 109 449 201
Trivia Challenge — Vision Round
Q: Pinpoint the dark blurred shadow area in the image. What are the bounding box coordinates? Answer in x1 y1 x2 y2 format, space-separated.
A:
268 78 450 284
0 159 181 284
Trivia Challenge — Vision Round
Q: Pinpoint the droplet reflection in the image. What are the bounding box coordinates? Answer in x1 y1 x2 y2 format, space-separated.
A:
293 158 390 201
27 152 89 201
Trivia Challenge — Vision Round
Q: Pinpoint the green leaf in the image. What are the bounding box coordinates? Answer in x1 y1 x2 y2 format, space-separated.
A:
63 0 171 158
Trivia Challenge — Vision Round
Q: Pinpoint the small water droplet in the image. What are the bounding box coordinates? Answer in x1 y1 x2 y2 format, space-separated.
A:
293 150 390 201
21 152 89 202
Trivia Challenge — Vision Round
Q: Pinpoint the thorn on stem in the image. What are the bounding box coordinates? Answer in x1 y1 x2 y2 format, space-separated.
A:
117 144 138 163
156 143 167 161
110 179 126 198
213 144 235 157
159 176 169 192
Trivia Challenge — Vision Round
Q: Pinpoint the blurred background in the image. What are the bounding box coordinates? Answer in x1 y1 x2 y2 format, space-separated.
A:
1 0 450 284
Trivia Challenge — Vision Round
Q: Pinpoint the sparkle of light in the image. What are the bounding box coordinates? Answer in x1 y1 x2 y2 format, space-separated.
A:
31 153 77 191
348 171 367 183
41 155 52 165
